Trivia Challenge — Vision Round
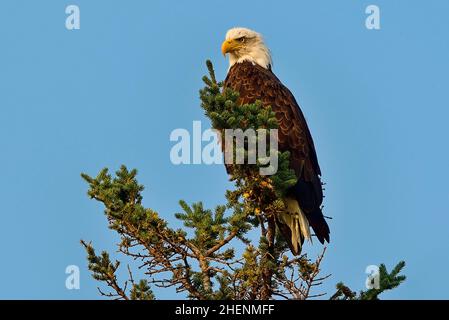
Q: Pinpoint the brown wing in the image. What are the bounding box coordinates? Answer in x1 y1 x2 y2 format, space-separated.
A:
224 61 329 244
224 61 320 182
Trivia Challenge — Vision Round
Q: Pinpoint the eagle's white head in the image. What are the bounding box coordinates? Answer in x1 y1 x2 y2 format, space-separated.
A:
222 27 272 70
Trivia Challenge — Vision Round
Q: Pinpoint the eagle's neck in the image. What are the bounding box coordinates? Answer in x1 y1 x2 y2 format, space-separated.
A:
229 43 272 70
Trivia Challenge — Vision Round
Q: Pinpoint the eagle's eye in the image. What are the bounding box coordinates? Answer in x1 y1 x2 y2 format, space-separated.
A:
236 36 246 43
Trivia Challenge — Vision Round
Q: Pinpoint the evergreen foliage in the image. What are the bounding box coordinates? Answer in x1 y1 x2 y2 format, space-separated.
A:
81 61 405 300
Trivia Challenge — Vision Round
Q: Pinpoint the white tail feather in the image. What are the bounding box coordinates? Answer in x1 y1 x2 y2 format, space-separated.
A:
280 197 311 253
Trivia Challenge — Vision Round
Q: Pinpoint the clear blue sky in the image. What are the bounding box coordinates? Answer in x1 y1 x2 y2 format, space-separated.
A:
0 0 448 299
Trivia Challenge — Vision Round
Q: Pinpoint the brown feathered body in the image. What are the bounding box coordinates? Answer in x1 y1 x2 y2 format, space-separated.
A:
224 61 330 255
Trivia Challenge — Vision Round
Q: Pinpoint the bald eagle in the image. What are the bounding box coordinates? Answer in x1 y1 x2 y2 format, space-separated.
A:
221 27 330 255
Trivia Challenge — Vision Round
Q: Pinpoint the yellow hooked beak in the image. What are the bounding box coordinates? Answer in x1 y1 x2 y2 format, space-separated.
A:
221 39 242 56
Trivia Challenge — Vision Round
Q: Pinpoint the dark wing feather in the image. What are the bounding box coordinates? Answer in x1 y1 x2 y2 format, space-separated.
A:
224 61 330 244
224 61 320 179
